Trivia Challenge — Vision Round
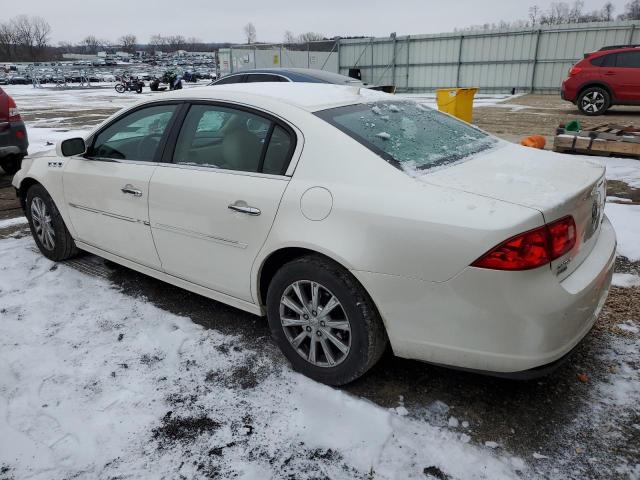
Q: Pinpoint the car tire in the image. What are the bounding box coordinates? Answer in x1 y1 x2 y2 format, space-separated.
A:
266 255 388 385
577 87 610 115
0 155 22 175
25 184 78 262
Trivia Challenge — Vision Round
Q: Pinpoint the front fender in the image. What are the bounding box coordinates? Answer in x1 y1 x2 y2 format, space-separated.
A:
12 154 77 238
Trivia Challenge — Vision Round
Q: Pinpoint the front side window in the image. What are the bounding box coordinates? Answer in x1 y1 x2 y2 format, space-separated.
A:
90 104 177 161
173 104 294 174
315 101 497 173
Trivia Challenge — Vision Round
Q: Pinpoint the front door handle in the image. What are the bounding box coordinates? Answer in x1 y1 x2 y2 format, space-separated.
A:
121 184 142 197
228 202 261 216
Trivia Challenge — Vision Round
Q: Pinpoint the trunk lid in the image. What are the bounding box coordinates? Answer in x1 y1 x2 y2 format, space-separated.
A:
422 142 607 280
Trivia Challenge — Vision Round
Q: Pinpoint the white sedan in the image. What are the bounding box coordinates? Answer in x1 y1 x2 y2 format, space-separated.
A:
13 84 615 385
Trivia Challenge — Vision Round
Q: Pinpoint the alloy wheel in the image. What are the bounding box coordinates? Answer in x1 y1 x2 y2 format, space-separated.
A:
279 280 352 367
581 91 605 113
31 196 55 250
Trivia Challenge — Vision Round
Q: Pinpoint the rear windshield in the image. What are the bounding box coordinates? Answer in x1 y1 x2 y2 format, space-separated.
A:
315 101 497 172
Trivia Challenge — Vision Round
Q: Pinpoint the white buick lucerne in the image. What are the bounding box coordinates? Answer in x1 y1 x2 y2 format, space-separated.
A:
13 83 615 385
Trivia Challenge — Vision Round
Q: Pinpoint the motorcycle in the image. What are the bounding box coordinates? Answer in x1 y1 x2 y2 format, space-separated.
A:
114 76 144 94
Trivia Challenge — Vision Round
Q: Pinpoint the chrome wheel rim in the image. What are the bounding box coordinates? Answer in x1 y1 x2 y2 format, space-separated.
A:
581 91 605 113
279 280 352 368
31 196 55 251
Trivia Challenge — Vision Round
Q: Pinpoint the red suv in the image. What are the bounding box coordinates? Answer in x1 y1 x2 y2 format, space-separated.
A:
561 45 640 115
0 87 28 175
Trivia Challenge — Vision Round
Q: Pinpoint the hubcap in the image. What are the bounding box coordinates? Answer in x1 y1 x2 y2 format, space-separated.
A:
31 196 55 251
581 91 605 113
279 280 351 368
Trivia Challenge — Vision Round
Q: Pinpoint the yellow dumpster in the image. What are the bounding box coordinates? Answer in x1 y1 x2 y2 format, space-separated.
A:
435 88 478 123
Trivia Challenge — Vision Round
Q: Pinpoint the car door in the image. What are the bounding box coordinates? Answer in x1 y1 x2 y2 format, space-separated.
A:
148 102 298 302
63 102 181 269
607 51 640 101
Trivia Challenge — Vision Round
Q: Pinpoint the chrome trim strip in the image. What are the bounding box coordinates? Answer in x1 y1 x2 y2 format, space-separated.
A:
155 162 290 180
69 203 143 224
153 223 248 249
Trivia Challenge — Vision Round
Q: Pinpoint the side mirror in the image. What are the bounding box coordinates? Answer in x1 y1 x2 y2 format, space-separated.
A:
57 137 86 157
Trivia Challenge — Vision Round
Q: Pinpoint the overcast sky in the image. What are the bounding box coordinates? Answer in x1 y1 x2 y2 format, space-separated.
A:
3 0 629 44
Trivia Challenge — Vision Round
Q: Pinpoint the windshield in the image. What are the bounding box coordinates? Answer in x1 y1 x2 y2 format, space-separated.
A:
315 101 497 172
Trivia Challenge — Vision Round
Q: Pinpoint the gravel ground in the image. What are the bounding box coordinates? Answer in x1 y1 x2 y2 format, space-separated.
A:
1 89 639 479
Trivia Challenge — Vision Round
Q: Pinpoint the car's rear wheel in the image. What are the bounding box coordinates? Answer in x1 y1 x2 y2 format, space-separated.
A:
578 87 610 115
26 184 78 261
266 255 387 385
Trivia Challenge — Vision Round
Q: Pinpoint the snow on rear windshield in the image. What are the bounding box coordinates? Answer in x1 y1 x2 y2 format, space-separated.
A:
315 101 497 172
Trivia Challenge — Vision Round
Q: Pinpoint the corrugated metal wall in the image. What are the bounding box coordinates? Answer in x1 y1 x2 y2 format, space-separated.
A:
338 20 640 93
219 47 338 76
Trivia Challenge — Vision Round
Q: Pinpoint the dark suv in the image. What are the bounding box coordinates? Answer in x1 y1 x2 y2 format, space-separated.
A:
561 45 640 115
0 87 28 175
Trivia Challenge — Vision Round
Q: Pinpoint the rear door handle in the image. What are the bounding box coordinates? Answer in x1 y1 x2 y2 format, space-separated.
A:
228 203 261 216
121 184 142 197
604 71 616 76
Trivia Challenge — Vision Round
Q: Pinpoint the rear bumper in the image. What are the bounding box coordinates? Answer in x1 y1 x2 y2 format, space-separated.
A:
561 79 578 103
0 120 28 158
353 216 616 374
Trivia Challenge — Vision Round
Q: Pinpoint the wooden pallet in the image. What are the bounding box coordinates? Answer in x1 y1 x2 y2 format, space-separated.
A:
553 124 640 158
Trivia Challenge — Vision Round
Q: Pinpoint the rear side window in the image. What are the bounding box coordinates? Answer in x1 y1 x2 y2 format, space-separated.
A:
173 104 295 175
591 54 615 67
316 101 497 173
615 51 640 68
245 74 287 83
213 74 245 85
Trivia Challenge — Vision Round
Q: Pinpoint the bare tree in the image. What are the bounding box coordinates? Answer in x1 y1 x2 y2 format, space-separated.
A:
619 0 640 19
528 5 541 24
118 34 137 53
80 35 106 54
298 32 325 43
601 2 615 20
0 22 16 60
166 35 186 51
244 22 256 44
283 30 297 44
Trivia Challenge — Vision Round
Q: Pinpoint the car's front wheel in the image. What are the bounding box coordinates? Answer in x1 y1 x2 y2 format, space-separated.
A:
266 255 387 385
578 87 610 115
26 184 78 261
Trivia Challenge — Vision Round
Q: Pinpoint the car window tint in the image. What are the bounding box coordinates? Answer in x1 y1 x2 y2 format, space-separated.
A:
316 101 497 172
213 75 244 85
173 104 271 173
615 51 640 68
602 54 616 67
262 125 293 175
90 104 177 161
246 74 286 82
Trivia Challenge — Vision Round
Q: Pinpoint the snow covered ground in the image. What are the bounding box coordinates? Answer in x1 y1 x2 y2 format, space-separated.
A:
0 85 639 479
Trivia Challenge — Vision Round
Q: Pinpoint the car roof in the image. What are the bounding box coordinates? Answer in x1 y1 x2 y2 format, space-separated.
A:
220 68 364 85
158 83 389 113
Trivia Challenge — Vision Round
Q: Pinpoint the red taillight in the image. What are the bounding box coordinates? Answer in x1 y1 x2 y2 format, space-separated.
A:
15 129 25 139
7 95 21 121
472 216 576 271
569 66 582 76
548 216 576 259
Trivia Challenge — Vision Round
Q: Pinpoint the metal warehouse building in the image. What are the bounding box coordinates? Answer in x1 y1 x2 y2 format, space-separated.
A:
221 20 640 93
